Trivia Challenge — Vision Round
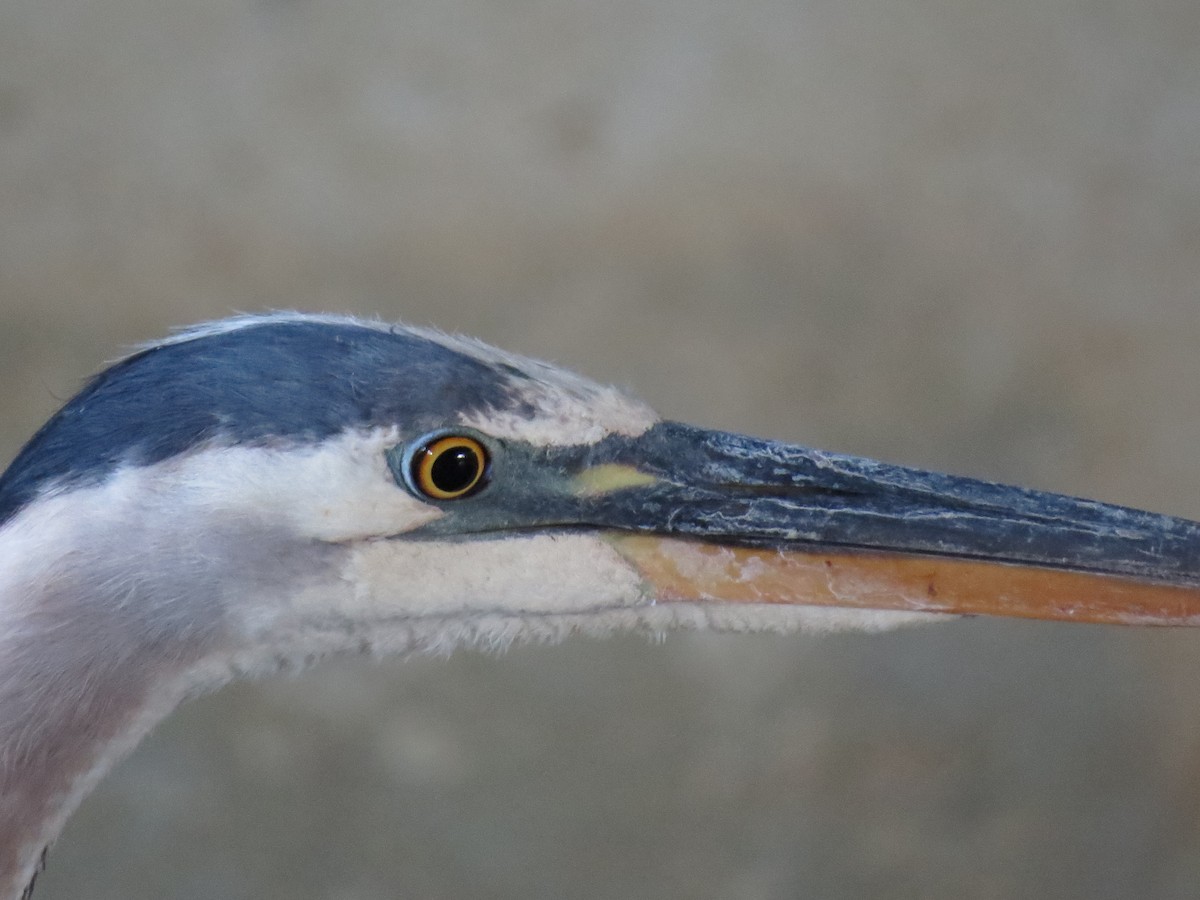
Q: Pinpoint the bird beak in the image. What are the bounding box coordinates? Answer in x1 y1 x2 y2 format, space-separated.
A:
590 423 1200 626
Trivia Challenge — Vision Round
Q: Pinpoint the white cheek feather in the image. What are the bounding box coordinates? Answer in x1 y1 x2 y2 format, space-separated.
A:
157 427 441 542
1 425 434 556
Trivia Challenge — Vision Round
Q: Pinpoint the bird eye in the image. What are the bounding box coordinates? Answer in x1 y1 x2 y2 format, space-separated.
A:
408 434 490 500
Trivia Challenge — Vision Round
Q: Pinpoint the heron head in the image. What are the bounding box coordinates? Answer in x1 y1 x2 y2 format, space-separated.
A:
4 312 1200 679
4 312 1200 898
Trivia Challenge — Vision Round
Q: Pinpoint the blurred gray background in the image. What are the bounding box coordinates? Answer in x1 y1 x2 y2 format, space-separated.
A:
3 0 1200 897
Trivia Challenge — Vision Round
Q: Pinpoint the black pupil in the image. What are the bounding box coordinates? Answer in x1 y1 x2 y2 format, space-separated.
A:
429 446 480 494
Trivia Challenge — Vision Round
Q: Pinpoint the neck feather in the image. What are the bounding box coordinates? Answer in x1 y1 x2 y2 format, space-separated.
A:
0 506 235 898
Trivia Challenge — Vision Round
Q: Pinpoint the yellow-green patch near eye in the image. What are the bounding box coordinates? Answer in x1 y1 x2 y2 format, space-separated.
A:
573 464 659 496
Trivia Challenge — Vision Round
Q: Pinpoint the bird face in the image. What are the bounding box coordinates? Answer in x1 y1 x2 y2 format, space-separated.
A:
358 412 1200 638
175 317 1200 647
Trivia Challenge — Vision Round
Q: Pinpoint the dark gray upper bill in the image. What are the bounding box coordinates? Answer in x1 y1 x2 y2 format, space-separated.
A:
405 421 1200 590
601 423 1200 588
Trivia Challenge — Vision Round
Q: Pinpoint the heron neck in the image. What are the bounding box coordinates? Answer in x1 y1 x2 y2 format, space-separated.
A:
0 512 228 899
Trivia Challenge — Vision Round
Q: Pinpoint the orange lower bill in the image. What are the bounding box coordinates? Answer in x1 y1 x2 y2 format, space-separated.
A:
606 533 1200 626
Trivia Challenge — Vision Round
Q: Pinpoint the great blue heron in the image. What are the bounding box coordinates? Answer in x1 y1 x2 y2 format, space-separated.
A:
2 313 1198 898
